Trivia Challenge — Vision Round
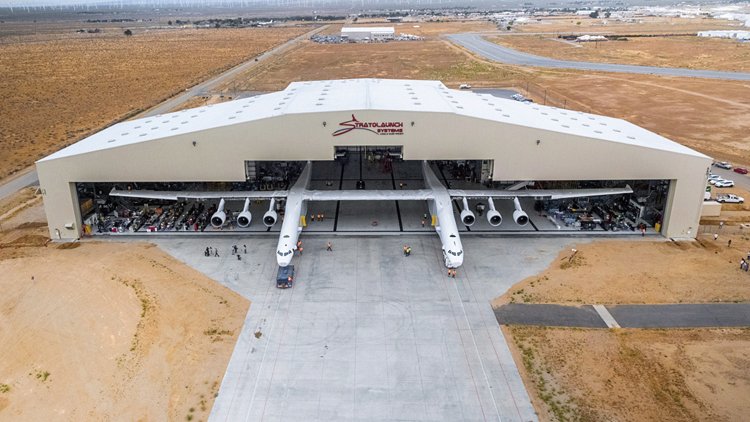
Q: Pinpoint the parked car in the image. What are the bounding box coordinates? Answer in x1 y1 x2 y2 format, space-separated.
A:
708 174 721 181
715 180 735 187
709 178 724 185
459 84 472 90
714 161 732 170
734 167 748 174
716 194 744 203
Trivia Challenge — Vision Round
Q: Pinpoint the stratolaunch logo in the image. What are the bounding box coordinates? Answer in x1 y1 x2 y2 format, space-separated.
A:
332 114 404 136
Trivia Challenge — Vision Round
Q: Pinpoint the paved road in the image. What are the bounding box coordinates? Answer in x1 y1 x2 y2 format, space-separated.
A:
448 33 750 81
154 236 562 422
495 303 750 328
0 168 38 200
0 25 327 201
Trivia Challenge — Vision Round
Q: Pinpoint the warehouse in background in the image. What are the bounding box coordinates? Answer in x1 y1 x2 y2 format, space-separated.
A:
340 26 395 41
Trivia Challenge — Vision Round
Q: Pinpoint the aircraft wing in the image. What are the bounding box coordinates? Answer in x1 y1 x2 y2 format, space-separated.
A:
303 189 435 201
109 188 288 201
448 185 633 200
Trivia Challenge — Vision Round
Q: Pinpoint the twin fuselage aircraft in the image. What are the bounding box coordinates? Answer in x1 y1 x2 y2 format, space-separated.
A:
110 161 631 269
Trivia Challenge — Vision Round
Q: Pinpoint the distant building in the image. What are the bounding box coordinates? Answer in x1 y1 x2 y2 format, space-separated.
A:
576 35 608 42
341 27 395 41
697 30 750 41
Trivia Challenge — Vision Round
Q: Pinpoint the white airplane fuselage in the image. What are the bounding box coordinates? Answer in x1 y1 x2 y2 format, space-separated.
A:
422 162 464 268
276 162 311 267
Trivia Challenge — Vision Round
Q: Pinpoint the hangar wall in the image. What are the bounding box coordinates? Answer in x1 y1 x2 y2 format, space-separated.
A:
37 110 711 240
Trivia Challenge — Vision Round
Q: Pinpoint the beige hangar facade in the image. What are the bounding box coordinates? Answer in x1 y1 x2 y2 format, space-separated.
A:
36 78 711 241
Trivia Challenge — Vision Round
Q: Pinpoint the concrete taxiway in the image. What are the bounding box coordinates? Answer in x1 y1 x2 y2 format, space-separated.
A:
448 33 750 81
154 235 578 421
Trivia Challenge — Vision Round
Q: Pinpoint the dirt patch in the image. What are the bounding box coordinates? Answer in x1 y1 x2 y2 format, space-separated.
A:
505 326 750 422
0 241 249 421
496 236 750 306
0 234 50 248
0 26 307 180
230 38 523 92
516 68 750 167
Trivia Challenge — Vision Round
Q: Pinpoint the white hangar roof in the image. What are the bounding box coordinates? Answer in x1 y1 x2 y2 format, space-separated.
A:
40 78 708 162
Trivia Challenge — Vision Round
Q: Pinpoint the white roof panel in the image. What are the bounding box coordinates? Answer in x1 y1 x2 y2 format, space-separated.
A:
40 78 708 161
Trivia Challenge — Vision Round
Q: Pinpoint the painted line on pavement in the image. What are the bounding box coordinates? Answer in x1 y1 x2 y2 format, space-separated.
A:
593 304 621 329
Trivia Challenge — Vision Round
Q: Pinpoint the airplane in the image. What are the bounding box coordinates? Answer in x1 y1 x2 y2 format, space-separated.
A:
109 161 632 268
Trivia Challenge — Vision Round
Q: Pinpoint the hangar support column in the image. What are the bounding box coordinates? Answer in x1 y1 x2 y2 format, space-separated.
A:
38 167 82 241
661 178 706 239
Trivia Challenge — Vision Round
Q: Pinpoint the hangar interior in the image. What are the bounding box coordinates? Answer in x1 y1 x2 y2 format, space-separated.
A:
76 148 668 236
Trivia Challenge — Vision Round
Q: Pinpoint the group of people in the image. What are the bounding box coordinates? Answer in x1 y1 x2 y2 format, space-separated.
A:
308 213 326 223
740 252 750 272
204 244 248 259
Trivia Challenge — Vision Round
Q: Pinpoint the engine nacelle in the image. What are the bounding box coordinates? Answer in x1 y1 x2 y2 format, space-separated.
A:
460 197 475 226
210 199 226 228
236 198 252 228
263 198 278 227
486 197 502 227
487 210 502 227
513 197 529 226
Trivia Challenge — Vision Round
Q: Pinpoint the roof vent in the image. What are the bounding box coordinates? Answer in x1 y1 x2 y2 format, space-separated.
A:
562 125 570 128
594 130 603 134
139 133 147 137
551 118 559 121
503 114 510 118
171 127 178 131
627 136 635 140
181 121 188 124
583 123 590 127
151 127 158 130
121 132 129 136
228 116 236 120
134 125 141 129
107 139 116 143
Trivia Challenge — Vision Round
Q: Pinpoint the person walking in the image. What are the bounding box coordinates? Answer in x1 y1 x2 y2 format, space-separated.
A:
741 258 746 270
243 244 247 254
421 219 426 228
298 246 304 255
714 233 719 241
728 239 732 248
403 245 408 256
326 241 333 251
214 249 219 257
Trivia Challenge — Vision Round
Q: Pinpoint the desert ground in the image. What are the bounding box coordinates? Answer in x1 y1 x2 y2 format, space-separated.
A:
0 189 249 421
506 326 750 422
0 25 308 180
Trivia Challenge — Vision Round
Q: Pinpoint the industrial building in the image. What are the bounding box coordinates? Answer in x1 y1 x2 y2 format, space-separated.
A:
340 26 395 41
37 78 711 248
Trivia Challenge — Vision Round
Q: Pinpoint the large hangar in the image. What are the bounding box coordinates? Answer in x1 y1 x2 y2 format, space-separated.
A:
37 78 711 260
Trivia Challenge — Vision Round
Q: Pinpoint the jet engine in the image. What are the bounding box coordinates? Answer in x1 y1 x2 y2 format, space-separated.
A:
236 198 252 228
263 198 278 227
460 197 476 226
210 198 227 228
512 197 529 226
486 197 502 227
